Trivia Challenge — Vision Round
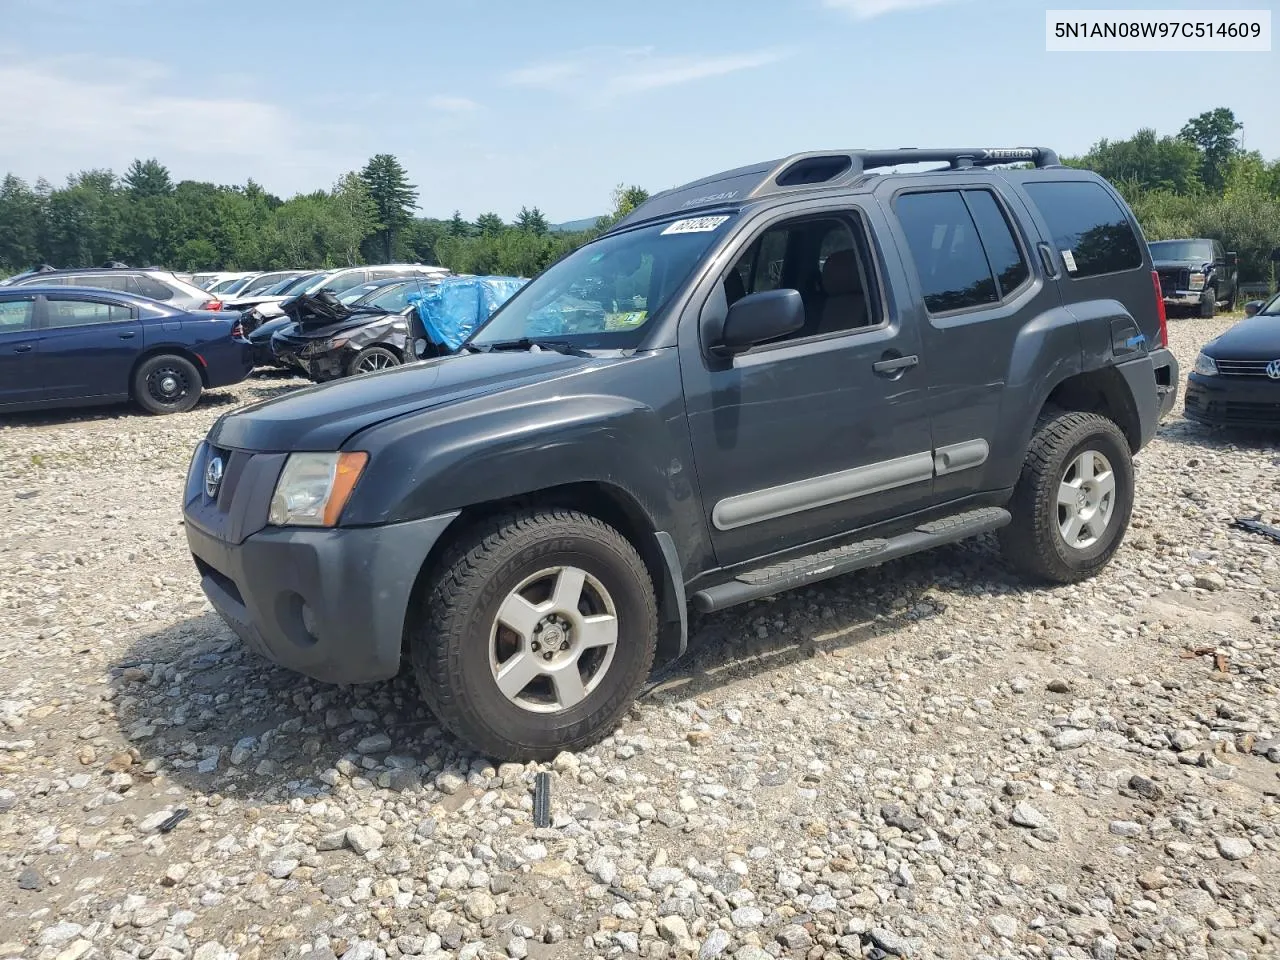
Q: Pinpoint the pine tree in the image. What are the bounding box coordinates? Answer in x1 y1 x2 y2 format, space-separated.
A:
360 154 419 262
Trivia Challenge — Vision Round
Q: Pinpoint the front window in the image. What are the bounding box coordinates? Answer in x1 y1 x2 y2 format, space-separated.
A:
1148 240 1215 262
1258 292 1280 317
469 215 735 349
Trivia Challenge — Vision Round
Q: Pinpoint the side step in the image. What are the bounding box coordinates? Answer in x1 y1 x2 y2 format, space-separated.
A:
691 507 1011 613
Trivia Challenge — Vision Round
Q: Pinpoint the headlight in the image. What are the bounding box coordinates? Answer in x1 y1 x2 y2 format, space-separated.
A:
302 337 347 358
1188 272 1206 290
1193 352 1218 376
268 452 368 527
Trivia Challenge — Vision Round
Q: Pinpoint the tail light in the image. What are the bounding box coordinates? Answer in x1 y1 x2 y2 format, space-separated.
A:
1151 270 1168 348
202 299 224 312
230 320 246 339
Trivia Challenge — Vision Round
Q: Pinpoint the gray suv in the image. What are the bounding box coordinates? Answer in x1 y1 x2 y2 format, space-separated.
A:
11 267 220 311
183 146 1179 759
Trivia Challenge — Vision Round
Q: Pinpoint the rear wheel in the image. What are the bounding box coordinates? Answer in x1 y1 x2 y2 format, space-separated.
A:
348 346 401 376
133 355 202 415
1199 287 1217 319
410 509 657 760
1000 411 1134 584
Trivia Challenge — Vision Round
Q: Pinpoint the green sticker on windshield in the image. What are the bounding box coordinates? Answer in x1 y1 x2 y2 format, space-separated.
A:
604 311 648 330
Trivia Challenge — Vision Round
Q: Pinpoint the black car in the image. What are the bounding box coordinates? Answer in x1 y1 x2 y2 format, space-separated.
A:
1185 292 1280 427
1149 238 1238 318
271 278 432 380
183 145 1177 760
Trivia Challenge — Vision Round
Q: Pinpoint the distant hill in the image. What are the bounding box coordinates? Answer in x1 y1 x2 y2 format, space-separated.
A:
550 216 603 233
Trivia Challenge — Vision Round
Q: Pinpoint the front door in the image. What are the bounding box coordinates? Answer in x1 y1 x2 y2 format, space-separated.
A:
37 294 143 401
0 295 42 407
679 206 934 569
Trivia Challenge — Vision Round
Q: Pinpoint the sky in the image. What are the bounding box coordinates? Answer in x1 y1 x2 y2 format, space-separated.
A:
1 0 1276 222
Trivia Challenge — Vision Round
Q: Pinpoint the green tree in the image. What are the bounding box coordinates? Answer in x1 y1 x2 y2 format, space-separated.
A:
475 212 506 237
330 172 378 266
123 158 173 198
0 175 43 272
1179 107 1242 192
596 184 650 230
515 205 549 235
360 154 418 262
448 210 470 237
1065 129 1202 195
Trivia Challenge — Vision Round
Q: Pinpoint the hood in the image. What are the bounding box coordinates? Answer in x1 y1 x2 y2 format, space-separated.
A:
1202 313 1280 361
279 313 404 341
209 348 597 451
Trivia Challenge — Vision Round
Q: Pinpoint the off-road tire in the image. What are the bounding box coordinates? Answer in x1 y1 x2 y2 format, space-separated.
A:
1199 287 1216 319
1000 410 1134 584
132 354 202 415
409 509 657 760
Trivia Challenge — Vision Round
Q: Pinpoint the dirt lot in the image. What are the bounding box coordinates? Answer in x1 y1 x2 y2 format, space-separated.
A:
0 319 1277 960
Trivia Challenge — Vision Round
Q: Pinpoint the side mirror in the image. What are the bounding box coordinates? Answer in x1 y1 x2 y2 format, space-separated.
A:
715 289 805 356
1244 300 1263 317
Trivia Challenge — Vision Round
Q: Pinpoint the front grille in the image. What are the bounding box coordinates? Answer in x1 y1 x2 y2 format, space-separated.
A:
1215 359 1278 378
1224 401 1280 423
1158 268 1189 291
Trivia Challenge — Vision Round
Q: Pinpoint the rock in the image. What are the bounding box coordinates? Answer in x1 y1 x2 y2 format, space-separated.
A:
1047 678 1072 693
776 925 812 951
435 772 465 795
356 733 392 754
192 945 230 960
37 923 83 947
1127 774 1164 801
1194 572 1226 591
0 789 15 812
1008 864 1034 885
700 928 731 959
267 859 298 879
1137 870 1168 891
989 915 1018 939
138 808 175 833
869 927 914 957
345 825 384 855
1109 820 1143 837
464 890 497 922
658 916 691 945
1010 801 1049 829
17 866 44 891
1169 730 1200 752
507 935 529 959
880 803 924 832
1052 728 1095 750
1215 836 1254 861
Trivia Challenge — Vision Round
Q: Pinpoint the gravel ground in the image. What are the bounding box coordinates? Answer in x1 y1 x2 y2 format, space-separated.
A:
0 318 1277 960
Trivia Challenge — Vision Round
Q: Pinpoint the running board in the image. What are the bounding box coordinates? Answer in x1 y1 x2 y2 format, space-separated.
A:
691 507 1011 612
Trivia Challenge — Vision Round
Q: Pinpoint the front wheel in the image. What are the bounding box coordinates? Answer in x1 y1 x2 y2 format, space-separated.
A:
133 355 202 415
410 509 658 760
1199 287 1217 319
1000 411 1134 584
348 346 401 377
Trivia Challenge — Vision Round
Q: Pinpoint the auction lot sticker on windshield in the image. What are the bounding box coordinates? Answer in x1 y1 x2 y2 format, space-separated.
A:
662 216 730 235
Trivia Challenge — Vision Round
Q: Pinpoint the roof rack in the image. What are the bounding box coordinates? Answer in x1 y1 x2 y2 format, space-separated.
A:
609 147 1061 232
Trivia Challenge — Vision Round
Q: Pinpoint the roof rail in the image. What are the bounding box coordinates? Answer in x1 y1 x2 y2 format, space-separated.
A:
608 147 1061 232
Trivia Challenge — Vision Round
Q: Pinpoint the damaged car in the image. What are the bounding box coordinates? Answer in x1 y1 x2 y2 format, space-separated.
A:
270 279 433 381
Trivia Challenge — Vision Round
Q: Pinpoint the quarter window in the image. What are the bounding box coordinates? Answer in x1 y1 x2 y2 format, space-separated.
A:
0 298 35 331
133 275 175 301
895 191 998 313
1022 180 1143 278
45 298 132 328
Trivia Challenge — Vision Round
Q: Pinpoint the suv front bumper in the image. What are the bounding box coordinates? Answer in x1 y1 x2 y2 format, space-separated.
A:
186 511 459 684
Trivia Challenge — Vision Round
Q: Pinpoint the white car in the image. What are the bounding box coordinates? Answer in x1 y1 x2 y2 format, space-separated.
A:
238 265 452 321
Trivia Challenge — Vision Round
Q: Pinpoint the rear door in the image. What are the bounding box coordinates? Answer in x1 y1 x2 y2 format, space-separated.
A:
37 294 143 400
0 295 42 406
881 181 1059 502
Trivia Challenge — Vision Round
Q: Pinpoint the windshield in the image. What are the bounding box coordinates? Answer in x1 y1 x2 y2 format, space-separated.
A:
223 275 259 295
1150 240 1214 261
357 281 418 312
469 216 734 349
274 272 323 294
339 281 389 305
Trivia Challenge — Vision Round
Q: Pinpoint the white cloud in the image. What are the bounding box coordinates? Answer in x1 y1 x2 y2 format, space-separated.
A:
426 95 479 113
0 52 351 193
505 46 788 103
823 0 963 19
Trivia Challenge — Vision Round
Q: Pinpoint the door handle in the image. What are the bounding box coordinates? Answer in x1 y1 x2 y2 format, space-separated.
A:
13 344 33 354
119 332 137 340
1037 242 1060 279
873 354 918 374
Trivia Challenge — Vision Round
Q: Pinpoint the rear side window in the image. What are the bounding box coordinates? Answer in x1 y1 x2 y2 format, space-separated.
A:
1022 180 1143 278
963 190 1029 297
45 298 132 327
0 297 35 331
134 275 175 301
895 191 997 313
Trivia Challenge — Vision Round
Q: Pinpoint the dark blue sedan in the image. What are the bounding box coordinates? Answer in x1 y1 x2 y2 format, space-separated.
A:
0 286 253 415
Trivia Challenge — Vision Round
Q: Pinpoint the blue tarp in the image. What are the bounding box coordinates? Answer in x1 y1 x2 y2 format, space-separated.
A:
409 276 527 351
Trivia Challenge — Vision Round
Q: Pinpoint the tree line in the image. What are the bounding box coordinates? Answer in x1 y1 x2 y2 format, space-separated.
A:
1 107 1274 284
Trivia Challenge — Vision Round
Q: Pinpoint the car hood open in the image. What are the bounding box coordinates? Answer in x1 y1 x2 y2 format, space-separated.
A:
208 348 598 451
1202 313 1280 361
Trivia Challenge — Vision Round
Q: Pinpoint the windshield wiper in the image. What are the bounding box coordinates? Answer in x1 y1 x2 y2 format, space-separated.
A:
476 338 592 356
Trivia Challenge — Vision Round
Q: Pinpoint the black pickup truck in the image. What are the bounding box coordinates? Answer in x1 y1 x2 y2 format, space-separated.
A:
183 147 1179 760
1149 237 1238 318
